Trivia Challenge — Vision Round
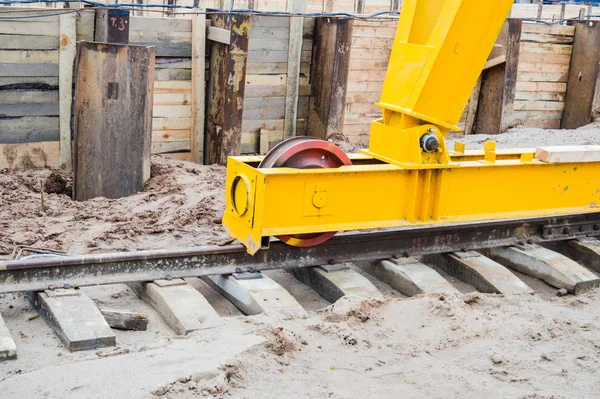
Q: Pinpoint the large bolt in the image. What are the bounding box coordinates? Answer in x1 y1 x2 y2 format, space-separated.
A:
420 134 439 153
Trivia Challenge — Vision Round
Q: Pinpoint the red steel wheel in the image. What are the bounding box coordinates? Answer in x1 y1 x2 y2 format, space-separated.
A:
258 136 352 248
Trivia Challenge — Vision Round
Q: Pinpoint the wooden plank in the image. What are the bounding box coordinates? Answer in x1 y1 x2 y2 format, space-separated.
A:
520 42 573 55
465 76 481 135
307 20 356 140
0 116 58 130
248 49 311 63
0 63 59 77
515 81 567 92
520 32 574 44
99 308 148 331
518 52 572 64
152 117 192 131
73 42 155 200
154 80 192 92
0 141 59 170
519 119 561 129
130 16 192 32
0 102 59 117
133 43 191 57
152 129 190 142
483 55 506 70
0 90 57 103
536 145 600 163
152 140 191 153
0 50 58 64
58 12 76 171
246 74 286 86
153 105 191 118
0 21 59 36
154 68 192 81
76 9 95 41
248 38 290 51
207 26 230 44
513 101 565 111
159 152 191 161
153 92 191 105
244 96 286 110
347 70 387 82
0 34 58 50
562 21 600 129
515 91 565 102
513 110 563 121
521 23 575 36
205 13 249 165
518 62 570 74
0 77 58 88
129 31 191 44
517 71 568 83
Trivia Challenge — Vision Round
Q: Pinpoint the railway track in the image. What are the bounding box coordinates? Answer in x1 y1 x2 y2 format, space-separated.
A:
1 213 600 293
1 212 600 359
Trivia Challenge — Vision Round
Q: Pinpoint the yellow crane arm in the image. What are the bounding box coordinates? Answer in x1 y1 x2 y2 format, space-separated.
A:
223 0 600 255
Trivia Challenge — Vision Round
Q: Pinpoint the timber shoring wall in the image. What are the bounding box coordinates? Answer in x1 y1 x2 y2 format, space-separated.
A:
2 2 600 170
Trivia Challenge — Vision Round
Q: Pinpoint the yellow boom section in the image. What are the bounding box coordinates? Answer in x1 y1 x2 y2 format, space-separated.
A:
222 0 600 254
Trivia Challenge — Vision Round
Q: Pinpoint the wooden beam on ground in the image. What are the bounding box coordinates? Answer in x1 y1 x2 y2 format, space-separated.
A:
547 238 600 273
99 308 149 331
283 0 307 139
73 42 155 200
191 13 206 164
58 12 76 172
94 9 130 44
474 19 522 134
307 17 353 140
561 21 600 129
205 13 250 165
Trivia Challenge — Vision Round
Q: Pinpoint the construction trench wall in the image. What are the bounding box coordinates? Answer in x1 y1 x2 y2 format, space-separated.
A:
1 2 600 170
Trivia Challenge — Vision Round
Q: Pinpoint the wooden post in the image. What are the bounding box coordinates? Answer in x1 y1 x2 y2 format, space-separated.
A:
355 0 365 14
58 12 76 171
559 3 566 22
307 17 353 140
537 2 543 20
73 42 155 200
562 21 600 129
191 12 206 164
94 9 130 44
283 0 308 139
205 13 250 165
474 19 522 134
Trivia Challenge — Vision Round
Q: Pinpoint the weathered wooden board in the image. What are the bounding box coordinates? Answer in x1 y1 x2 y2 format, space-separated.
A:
0 50 59 64
0 102 59 117
0 63 59 77
73 42 155 200
0 34 58 50
0 141 59 170
562 21 600 129
205 14 249 165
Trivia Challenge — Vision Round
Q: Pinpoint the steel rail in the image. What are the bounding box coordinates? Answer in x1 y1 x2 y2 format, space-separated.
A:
1 213 600 293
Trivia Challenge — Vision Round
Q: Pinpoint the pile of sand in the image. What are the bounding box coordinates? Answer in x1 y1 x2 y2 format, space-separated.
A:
0 156 229 260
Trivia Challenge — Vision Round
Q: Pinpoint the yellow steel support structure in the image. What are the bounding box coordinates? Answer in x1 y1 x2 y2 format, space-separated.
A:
223 0 600 254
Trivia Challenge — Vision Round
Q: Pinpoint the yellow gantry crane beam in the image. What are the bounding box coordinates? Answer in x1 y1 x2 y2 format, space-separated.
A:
223 0 600 254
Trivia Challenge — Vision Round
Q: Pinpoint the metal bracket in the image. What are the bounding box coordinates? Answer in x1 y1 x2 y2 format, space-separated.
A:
542 221 600 240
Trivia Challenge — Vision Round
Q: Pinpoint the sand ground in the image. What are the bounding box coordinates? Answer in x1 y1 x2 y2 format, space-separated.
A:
1 125 600 398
